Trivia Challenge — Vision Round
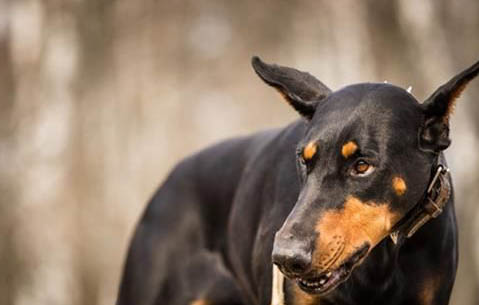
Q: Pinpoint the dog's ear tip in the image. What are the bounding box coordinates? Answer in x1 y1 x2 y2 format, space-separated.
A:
251 56 270 81
424 59 479 116
251 56 263 67
250 56 331 119
419 59 479 152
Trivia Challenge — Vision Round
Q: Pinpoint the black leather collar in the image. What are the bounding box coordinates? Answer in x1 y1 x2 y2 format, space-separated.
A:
389 162 451 245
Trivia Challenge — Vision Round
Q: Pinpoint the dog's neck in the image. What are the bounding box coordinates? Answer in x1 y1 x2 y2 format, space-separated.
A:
325 241 402 304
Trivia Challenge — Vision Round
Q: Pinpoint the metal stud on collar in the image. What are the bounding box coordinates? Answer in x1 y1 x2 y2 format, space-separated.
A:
389 231 399 245
427 165 449 194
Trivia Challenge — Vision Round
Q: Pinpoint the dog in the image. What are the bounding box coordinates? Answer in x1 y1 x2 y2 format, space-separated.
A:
116 57 479 305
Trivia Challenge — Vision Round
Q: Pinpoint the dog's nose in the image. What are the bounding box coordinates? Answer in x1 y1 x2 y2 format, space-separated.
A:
272 234 311 276
272 244 311 276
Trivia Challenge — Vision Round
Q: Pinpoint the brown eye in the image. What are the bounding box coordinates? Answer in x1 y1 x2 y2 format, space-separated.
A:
356 160 369 173
352 160 374 176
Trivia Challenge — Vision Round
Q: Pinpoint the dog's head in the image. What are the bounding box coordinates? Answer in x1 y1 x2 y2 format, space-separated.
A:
252 56 479 295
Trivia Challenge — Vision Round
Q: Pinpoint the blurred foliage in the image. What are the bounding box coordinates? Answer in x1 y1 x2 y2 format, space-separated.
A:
0 1 478 304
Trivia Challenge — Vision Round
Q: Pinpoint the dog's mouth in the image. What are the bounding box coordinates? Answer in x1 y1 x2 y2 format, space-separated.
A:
297 243 370 295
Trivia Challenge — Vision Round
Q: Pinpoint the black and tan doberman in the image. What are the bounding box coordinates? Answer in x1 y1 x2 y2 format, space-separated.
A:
117 57 479 305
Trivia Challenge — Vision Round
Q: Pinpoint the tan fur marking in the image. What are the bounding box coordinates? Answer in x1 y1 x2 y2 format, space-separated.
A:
341 141 358 159
275 88 295 107
420 276 440 305
444 82 467 123
190 299 209 305
313 196 400 271
292 284 318 305
303 142 318 160
392 176 407 196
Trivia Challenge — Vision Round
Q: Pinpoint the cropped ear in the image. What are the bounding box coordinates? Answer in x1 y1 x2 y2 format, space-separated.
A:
420 60 479 153
251 56 332 119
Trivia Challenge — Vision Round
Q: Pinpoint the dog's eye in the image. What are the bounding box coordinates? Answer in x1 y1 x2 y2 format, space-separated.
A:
356 161 369 173
351 160 374 176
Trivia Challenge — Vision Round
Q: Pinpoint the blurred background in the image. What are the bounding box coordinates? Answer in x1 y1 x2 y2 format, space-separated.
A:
0 1 478 304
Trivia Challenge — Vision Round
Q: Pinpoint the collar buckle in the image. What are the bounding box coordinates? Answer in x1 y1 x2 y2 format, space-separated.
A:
424 164 450 218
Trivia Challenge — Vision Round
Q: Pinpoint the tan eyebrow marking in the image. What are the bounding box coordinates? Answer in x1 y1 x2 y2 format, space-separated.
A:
341 141 358 159
392 176 407 196
303 141 318 160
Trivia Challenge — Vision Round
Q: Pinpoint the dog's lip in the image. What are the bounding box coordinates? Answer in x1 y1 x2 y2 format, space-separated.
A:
296 243 370 295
